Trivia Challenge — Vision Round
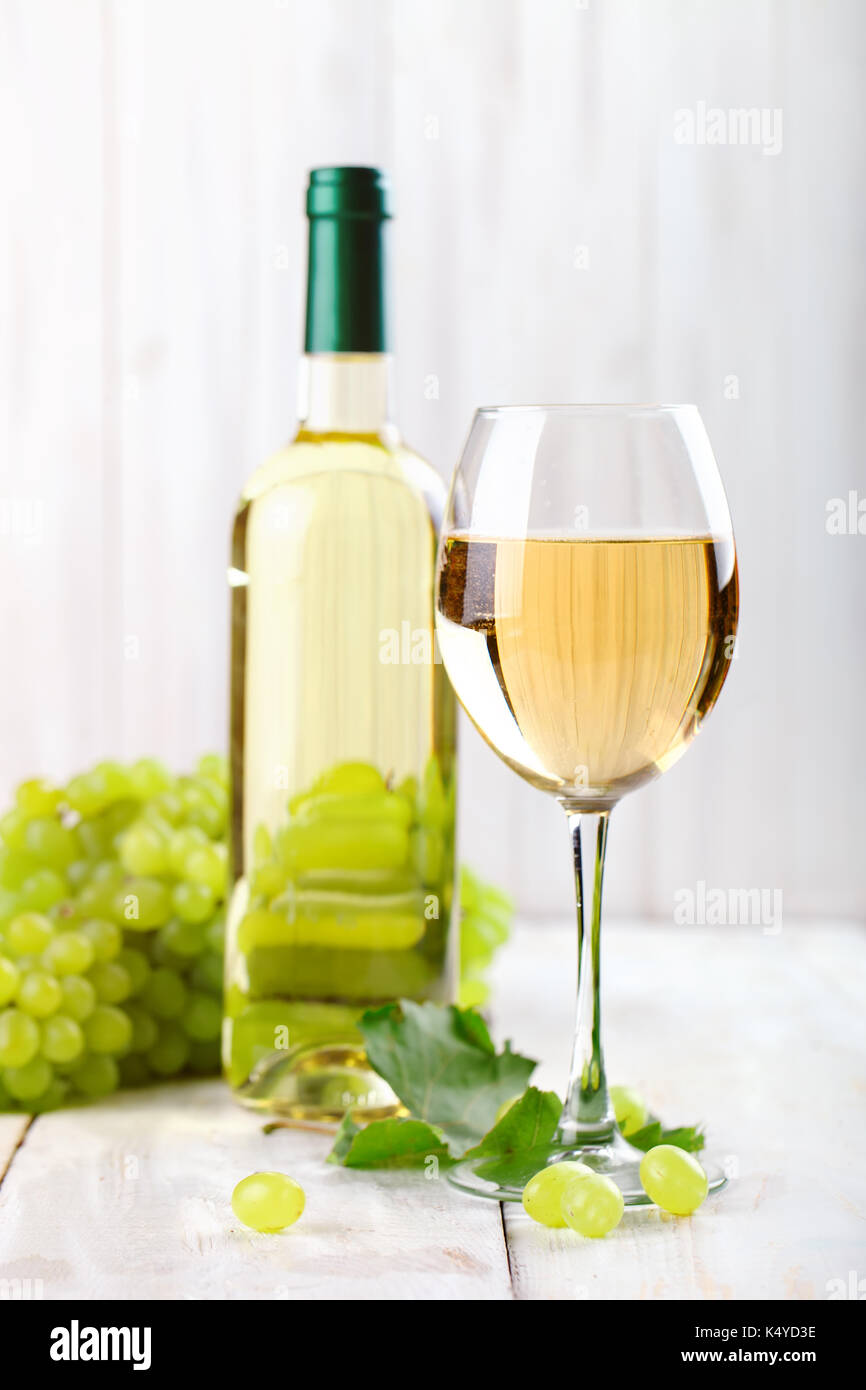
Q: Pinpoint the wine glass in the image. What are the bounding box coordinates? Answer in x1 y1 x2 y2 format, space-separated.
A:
435 405 739 1203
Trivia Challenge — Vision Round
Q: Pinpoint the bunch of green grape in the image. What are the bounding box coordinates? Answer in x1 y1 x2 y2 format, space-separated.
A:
0 756 513 1112
0 756 227 1112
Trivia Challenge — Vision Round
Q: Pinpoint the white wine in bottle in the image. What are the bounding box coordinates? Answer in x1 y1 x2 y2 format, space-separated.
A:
226 168 457 1117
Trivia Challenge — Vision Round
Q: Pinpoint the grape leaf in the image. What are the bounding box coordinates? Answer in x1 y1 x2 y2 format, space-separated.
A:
464 1087 561 1159
327 1113 451 1170
462 1086 563 1188
626 1120 706 1153
358 1000 537 1155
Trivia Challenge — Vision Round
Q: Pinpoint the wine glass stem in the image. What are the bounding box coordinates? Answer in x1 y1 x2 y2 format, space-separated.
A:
555 809 617 1148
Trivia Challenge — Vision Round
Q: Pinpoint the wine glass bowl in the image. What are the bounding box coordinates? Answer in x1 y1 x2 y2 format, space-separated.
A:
435 405 738 1202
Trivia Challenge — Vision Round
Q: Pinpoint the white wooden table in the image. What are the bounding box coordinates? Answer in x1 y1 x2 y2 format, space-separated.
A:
1 922 863 1300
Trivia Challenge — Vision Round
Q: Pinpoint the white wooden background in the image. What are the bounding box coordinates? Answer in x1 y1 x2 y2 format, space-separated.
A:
0 0 864 920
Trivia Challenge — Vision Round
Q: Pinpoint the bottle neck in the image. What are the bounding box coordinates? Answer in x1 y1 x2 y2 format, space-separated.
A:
296 354 395 436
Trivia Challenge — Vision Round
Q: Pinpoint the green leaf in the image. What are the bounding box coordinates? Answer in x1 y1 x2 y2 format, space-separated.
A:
627 1120 706 1153
358 1000 537 1155
464 1087 561 1159
463 1087 562 1188
328 1115 452 1170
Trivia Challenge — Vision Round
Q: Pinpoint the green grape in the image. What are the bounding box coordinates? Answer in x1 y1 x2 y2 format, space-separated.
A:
75 878 120 918
89 961 133 1004
3 1056 53 1102
0 956 20 1007
0 853 35 893
119 823 169 876
90 860 126 885
74 819 110 861
639 1145 709 1216
418 756 448 830
40 1014 85 1064
300 761 383 803
179 788 224 837
6 912 54 956
0 1009 41 1067
410 827 444 885
275 819 408 874
113 878 171 930
181 992 222 1042
72 1054 119 1098
190 951 223 995
393 773 418 809
521 1161 595 1228
147 934 187 969
28 1078 68 1112
231 1172 305 1233
458 973 488 1009
185 844 227 896
66 772 111 817
0 885 20 920
196 753 228 784
118 1054 151 1088
251 862 285 897
90 761 132 804
141 967 188 1021
84 1004 133 1055
474 880 513 922
18 970 63 1018
146 1022 190 1076
16 779 62 818
167 827 209 877
137 809 174 844
610 1085 648 1138
0 810 30 853
116 947 150 995
80 919 122 960
59 974 97 1022
157 918 206 959
204 913 225 954
42 931 95 976
128 758 173 800
252 824 272 865
24 818 78 869
151 790 185 825
561 1173 625 1238
172 881 215 924
124 1004 159 1054
65 859 92 892
18 869 66 912
195 777 228 817
100 801 139 842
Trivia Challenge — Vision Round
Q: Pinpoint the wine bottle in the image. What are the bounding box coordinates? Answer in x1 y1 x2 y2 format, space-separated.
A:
225 168 457 1117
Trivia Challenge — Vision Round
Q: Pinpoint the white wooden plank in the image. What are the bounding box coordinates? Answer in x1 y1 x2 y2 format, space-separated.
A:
495 921 866 1299
0 1080 512 1300
0 1115 30 1184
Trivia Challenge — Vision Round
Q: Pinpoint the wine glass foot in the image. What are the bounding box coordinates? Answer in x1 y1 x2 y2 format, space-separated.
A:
445 1133 727 1206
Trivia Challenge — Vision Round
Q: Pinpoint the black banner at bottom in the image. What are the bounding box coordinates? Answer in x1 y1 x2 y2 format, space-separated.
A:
0 1296 858 1374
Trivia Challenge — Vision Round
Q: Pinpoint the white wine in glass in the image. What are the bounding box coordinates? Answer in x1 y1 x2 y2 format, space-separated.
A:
435 406 739 1202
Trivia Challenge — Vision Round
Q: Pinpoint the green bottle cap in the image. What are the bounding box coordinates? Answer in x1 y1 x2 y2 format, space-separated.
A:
304 167 391 353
